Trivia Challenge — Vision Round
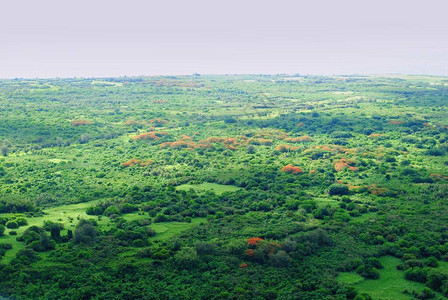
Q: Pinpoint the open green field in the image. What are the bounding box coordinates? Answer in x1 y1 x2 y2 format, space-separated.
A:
0 200 206 263
338 256 444 299
175 182 241 195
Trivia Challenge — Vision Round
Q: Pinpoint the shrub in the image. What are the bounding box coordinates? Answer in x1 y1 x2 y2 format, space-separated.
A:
104 205 120 217
74 219 97 244
120 203 138 214
174 247 200 269
328 184 349 196
269 250 292 267
86 206 104 216
194 241 216 256
367 257 383 269
356 264 379 279
154 214 170 223
0 242 12 250
6 220 18 229
404 267 428 283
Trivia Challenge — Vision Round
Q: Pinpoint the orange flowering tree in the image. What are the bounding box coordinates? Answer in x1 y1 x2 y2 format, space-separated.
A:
72 119 93 126
132 131 169 141
281 164 303 174
121 159 153 167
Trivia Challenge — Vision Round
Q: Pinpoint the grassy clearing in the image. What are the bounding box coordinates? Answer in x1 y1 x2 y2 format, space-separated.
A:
47 158 69 163
314 197 339 207
0 201 99 262
337 272 364 284
338 256 443 299
175 182 240 195
0 199 206 263
150 217 206 242
349 212 377 224
111 218 207 266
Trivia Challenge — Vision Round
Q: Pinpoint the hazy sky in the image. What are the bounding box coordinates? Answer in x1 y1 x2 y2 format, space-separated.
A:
1 0 448 78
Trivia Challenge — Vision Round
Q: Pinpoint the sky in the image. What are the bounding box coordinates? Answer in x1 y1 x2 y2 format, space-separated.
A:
1 0 448 78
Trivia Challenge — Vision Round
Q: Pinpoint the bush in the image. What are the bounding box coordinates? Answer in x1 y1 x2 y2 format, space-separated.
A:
74 219 97 244
269 250 292 267
136 248 152 258
224 118 237 124
104 205 120 217
425 149 443 156
354 293 372 300
132 239 145 247
0 242 12 250
6 220 18 229
174 247 200 269
404 267 428 283
30 233 55 252
356 264 380 279
86 206 103 216
14 248 41 264
414 288 435 299
367 257 383 269
154 214 170 223
194 241 216 256
120 203 138 214
16 218 28 226
328 184 349 196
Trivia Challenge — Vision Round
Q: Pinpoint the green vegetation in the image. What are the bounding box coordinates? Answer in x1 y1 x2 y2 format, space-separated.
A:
175 182 241 195
339 256 445 299
0 74 447 299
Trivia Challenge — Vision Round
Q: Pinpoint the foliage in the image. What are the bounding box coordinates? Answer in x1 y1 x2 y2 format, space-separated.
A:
0 74 447 299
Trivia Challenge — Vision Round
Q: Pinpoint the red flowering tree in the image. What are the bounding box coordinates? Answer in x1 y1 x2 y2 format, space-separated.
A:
247 237 264 247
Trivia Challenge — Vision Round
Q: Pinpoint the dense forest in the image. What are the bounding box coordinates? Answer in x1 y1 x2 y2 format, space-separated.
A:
0 74 448 299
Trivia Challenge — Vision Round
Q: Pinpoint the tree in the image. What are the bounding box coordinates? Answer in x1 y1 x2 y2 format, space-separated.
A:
354 293 372 300
224 118 237 124
0 224 5 236
154 214 170 223
281 238 297 253
194 241 216 256
44 221 64 241
120 203 138 214
14 248 40 265
269 250 292 267
226 240 246 255
174 247 200 269
328 184 349 196
367 257 383 269
74 220 97 244
104 205 120 217
6 220 18 229
0 145 9 157
426 271 446 291
30 233 55 252
356 264 379 279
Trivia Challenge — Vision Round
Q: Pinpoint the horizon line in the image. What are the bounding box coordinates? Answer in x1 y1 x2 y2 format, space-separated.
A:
1 72 448 81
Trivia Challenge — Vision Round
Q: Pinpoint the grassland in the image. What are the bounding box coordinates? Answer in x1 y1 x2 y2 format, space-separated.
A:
175 182 241 195
338 256 445 299
0 200 206 263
